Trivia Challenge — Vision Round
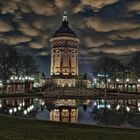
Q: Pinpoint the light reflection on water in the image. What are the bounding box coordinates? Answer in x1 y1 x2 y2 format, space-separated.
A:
36 106 94 125
0 98 140 127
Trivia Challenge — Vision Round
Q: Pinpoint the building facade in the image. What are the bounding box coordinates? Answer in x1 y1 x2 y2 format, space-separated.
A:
50 12 79 77
48 12 90 88
50 99 78 123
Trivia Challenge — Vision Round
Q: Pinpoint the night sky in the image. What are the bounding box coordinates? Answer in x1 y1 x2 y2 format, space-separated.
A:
0 0 140 77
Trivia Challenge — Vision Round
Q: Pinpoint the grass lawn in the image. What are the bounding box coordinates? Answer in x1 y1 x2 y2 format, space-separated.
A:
0 116 140 140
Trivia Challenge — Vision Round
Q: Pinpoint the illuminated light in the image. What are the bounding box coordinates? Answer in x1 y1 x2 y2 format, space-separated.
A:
27 107 31 112
28 105 34 111
10 76 14 80
55 73 60 75
33 82 41 88
97 104 111 109
94 102 97 106
116 78 119 82
22 78 25 81
19 77 22 80
35 98 38 101
97 105 104 109
97 74 109 77
15 76 18 80
138 107 140 112
0 82 3 87
41 102 45 106
97 104 105 109
9 109 13 114
107 104 111 109
29 106 32 110
126 78 129 82
24 110 27 115
108 79 111 82
138 79 140 82
29 77 35 81
13 107 17 112
116 105 120 110
30 105 34 110
19 103 22 107
126 106 130 112
137 84 140 87
30 77 35 81
18 106 21 111
25 76 28 80
0 104 2 108
22 102 25 106
101 99 105 103
101 82 104 85
42 80 45 83
54 109 59 112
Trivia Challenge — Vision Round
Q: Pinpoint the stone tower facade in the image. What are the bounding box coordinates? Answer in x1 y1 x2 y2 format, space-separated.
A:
50 12 80 79
47 12 90 87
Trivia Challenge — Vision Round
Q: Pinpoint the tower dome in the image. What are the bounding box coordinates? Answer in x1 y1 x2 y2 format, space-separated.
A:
50 11 79 79
52 11 77 38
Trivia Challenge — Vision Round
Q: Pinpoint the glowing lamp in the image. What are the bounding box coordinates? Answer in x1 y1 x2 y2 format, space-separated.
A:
13 107 17 112
24 110 27 115
9 109 13 114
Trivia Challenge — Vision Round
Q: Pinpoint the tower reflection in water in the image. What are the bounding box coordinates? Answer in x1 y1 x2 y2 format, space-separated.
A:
50 99 78 123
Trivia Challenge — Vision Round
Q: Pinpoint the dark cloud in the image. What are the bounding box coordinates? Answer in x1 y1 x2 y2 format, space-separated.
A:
0 0 140 75
81 0 119 11
84 17 140 32
0 19 13 32
126 0 140 13
0 34 32 45
18 21 40 37
118 28 140 39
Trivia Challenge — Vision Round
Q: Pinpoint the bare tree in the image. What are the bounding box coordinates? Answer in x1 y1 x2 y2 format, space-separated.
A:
0 44 38 93
127 52 140 80
22 55 38 77
21 55 38 92
93 56 124 89
11 51 23 78
0 44 18 93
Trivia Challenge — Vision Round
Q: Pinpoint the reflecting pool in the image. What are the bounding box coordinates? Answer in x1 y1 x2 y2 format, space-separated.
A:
0 98 140 127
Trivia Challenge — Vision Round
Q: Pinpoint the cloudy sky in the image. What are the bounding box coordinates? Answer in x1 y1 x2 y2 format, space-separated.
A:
0 0 140 76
